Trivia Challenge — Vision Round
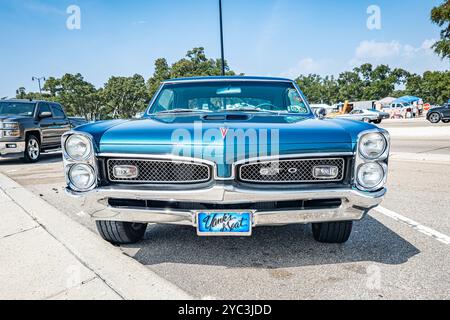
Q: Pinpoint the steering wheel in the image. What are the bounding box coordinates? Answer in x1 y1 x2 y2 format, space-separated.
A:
255 103 278 111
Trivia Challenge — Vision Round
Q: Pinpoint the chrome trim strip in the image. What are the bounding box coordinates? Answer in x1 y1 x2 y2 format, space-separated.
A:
106 158 212 184
98 153 216 166
238 157 345 183
162 78 293 84
233 152 354 165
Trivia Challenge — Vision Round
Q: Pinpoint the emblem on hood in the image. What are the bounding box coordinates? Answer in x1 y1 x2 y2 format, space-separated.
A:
220 127 229 139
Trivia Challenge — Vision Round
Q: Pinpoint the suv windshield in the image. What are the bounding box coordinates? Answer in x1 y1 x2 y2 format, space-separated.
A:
0 102 35 116
148 81 310 115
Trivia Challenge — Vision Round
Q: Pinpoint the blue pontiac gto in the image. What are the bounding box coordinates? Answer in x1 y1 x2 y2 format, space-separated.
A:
62 76 389 244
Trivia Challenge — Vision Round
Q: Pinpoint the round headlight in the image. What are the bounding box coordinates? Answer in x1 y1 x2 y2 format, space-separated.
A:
357 162 384 190
65 134 92 161
69 164 96 191
359 132 387 159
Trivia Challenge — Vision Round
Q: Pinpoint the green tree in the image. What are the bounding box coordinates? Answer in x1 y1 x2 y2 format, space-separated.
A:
103 74 149 119
147 58 171 98
42 73 103 120
431 0 450 59
15 87 27 99
295 74 324 103
147 47 237 98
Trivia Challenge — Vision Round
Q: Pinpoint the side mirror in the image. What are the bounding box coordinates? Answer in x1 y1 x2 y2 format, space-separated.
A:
39 111 52 119
314 107 327 119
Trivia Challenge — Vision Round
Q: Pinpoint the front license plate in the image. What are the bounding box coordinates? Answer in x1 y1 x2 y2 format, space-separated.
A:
196 212 252 236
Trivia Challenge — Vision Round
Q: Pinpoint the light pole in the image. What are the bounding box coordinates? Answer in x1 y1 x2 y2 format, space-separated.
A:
219 0 225 76
32 76 46 94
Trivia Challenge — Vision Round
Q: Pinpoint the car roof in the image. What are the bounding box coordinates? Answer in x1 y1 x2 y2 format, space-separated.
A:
162 76 294 84
0 99 58 104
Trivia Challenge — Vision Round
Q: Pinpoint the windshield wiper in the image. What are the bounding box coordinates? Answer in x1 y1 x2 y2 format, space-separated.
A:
223 107 280 114
155 109 211 114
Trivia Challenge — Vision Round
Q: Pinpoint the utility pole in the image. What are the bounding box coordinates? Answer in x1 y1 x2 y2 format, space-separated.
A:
32 76 46 94
219 0 225 76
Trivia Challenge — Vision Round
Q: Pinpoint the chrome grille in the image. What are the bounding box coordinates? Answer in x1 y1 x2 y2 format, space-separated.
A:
107 159 212 184
238 158 345 183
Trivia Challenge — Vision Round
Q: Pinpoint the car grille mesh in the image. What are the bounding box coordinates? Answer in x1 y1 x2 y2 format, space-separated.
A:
238 158 345 183
107 159 211 184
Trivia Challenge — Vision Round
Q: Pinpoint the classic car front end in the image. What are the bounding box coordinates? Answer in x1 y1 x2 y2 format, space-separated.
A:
63 77 389 244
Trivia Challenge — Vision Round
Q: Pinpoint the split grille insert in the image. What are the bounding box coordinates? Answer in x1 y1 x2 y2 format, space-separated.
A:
107 159 212 184
238 158 345 183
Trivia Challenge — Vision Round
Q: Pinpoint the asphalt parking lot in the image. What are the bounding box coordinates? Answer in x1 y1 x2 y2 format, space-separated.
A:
0 118 449 299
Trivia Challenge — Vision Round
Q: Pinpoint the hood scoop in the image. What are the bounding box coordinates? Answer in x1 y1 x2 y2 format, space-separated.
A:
202 114 250 121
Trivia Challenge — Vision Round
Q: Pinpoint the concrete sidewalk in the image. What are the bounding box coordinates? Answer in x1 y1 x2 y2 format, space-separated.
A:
0 173 192 300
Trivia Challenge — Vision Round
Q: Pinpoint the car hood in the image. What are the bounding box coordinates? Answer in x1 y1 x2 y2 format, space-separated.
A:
76 114 378 178
78 114 375 154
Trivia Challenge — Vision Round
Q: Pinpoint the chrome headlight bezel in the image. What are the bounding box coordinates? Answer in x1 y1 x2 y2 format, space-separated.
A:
62 131 98 192
358 132 389 160
68 163 96 191
64 134 93 161
356 162 387 191
355 129 390 192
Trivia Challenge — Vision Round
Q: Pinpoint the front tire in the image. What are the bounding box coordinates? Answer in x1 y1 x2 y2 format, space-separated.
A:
23 135 41 163
312 221 353 243
362 118 370 123
96 221 147 244
428 113 441 124
373 119 382 124
443 119 450 124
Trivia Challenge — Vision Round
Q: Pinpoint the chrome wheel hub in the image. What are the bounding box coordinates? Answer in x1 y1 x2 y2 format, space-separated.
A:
28 139 39 160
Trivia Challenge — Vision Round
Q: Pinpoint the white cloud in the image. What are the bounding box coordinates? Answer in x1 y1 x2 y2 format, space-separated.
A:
280 58 331 78
133 20 147 25
349 39 449 73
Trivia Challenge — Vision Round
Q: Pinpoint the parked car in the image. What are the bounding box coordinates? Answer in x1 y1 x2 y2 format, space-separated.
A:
427 103 450 124
0 99 87 162
382 102 414 118
336 109 389 124
62 76 389 245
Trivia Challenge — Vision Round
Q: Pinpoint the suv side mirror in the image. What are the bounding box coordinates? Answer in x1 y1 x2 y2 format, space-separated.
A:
314 107 327 119
39 111 52 119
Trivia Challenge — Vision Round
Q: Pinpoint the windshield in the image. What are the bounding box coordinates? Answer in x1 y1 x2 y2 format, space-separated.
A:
0 102 35 116
147 81 311 115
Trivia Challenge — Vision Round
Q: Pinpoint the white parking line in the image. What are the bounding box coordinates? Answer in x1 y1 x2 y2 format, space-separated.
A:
374 206 450 245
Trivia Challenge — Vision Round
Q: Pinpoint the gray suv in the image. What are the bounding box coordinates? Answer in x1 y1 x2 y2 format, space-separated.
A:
0 100 87 162
427 103 450 124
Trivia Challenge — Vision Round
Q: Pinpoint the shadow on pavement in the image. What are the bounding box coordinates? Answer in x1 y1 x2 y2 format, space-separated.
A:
125 215 420 268
0 152 62 166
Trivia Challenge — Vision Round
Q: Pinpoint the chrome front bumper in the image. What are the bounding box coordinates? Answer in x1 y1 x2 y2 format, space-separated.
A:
66 184 386 227
0 141 25 159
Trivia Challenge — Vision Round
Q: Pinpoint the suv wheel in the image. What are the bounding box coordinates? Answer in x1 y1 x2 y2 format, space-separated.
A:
96 221 147 244
442 119 450 123
23 135 41 163
428 113 441 123
312 221 353 243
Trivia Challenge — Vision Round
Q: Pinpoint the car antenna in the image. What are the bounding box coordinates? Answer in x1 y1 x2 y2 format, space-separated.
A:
219 0 225 76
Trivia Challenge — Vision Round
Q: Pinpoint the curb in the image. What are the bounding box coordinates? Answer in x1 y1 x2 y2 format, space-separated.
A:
0 172 193 300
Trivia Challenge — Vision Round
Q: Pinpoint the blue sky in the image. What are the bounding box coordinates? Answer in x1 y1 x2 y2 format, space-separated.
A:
0 0 448 97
